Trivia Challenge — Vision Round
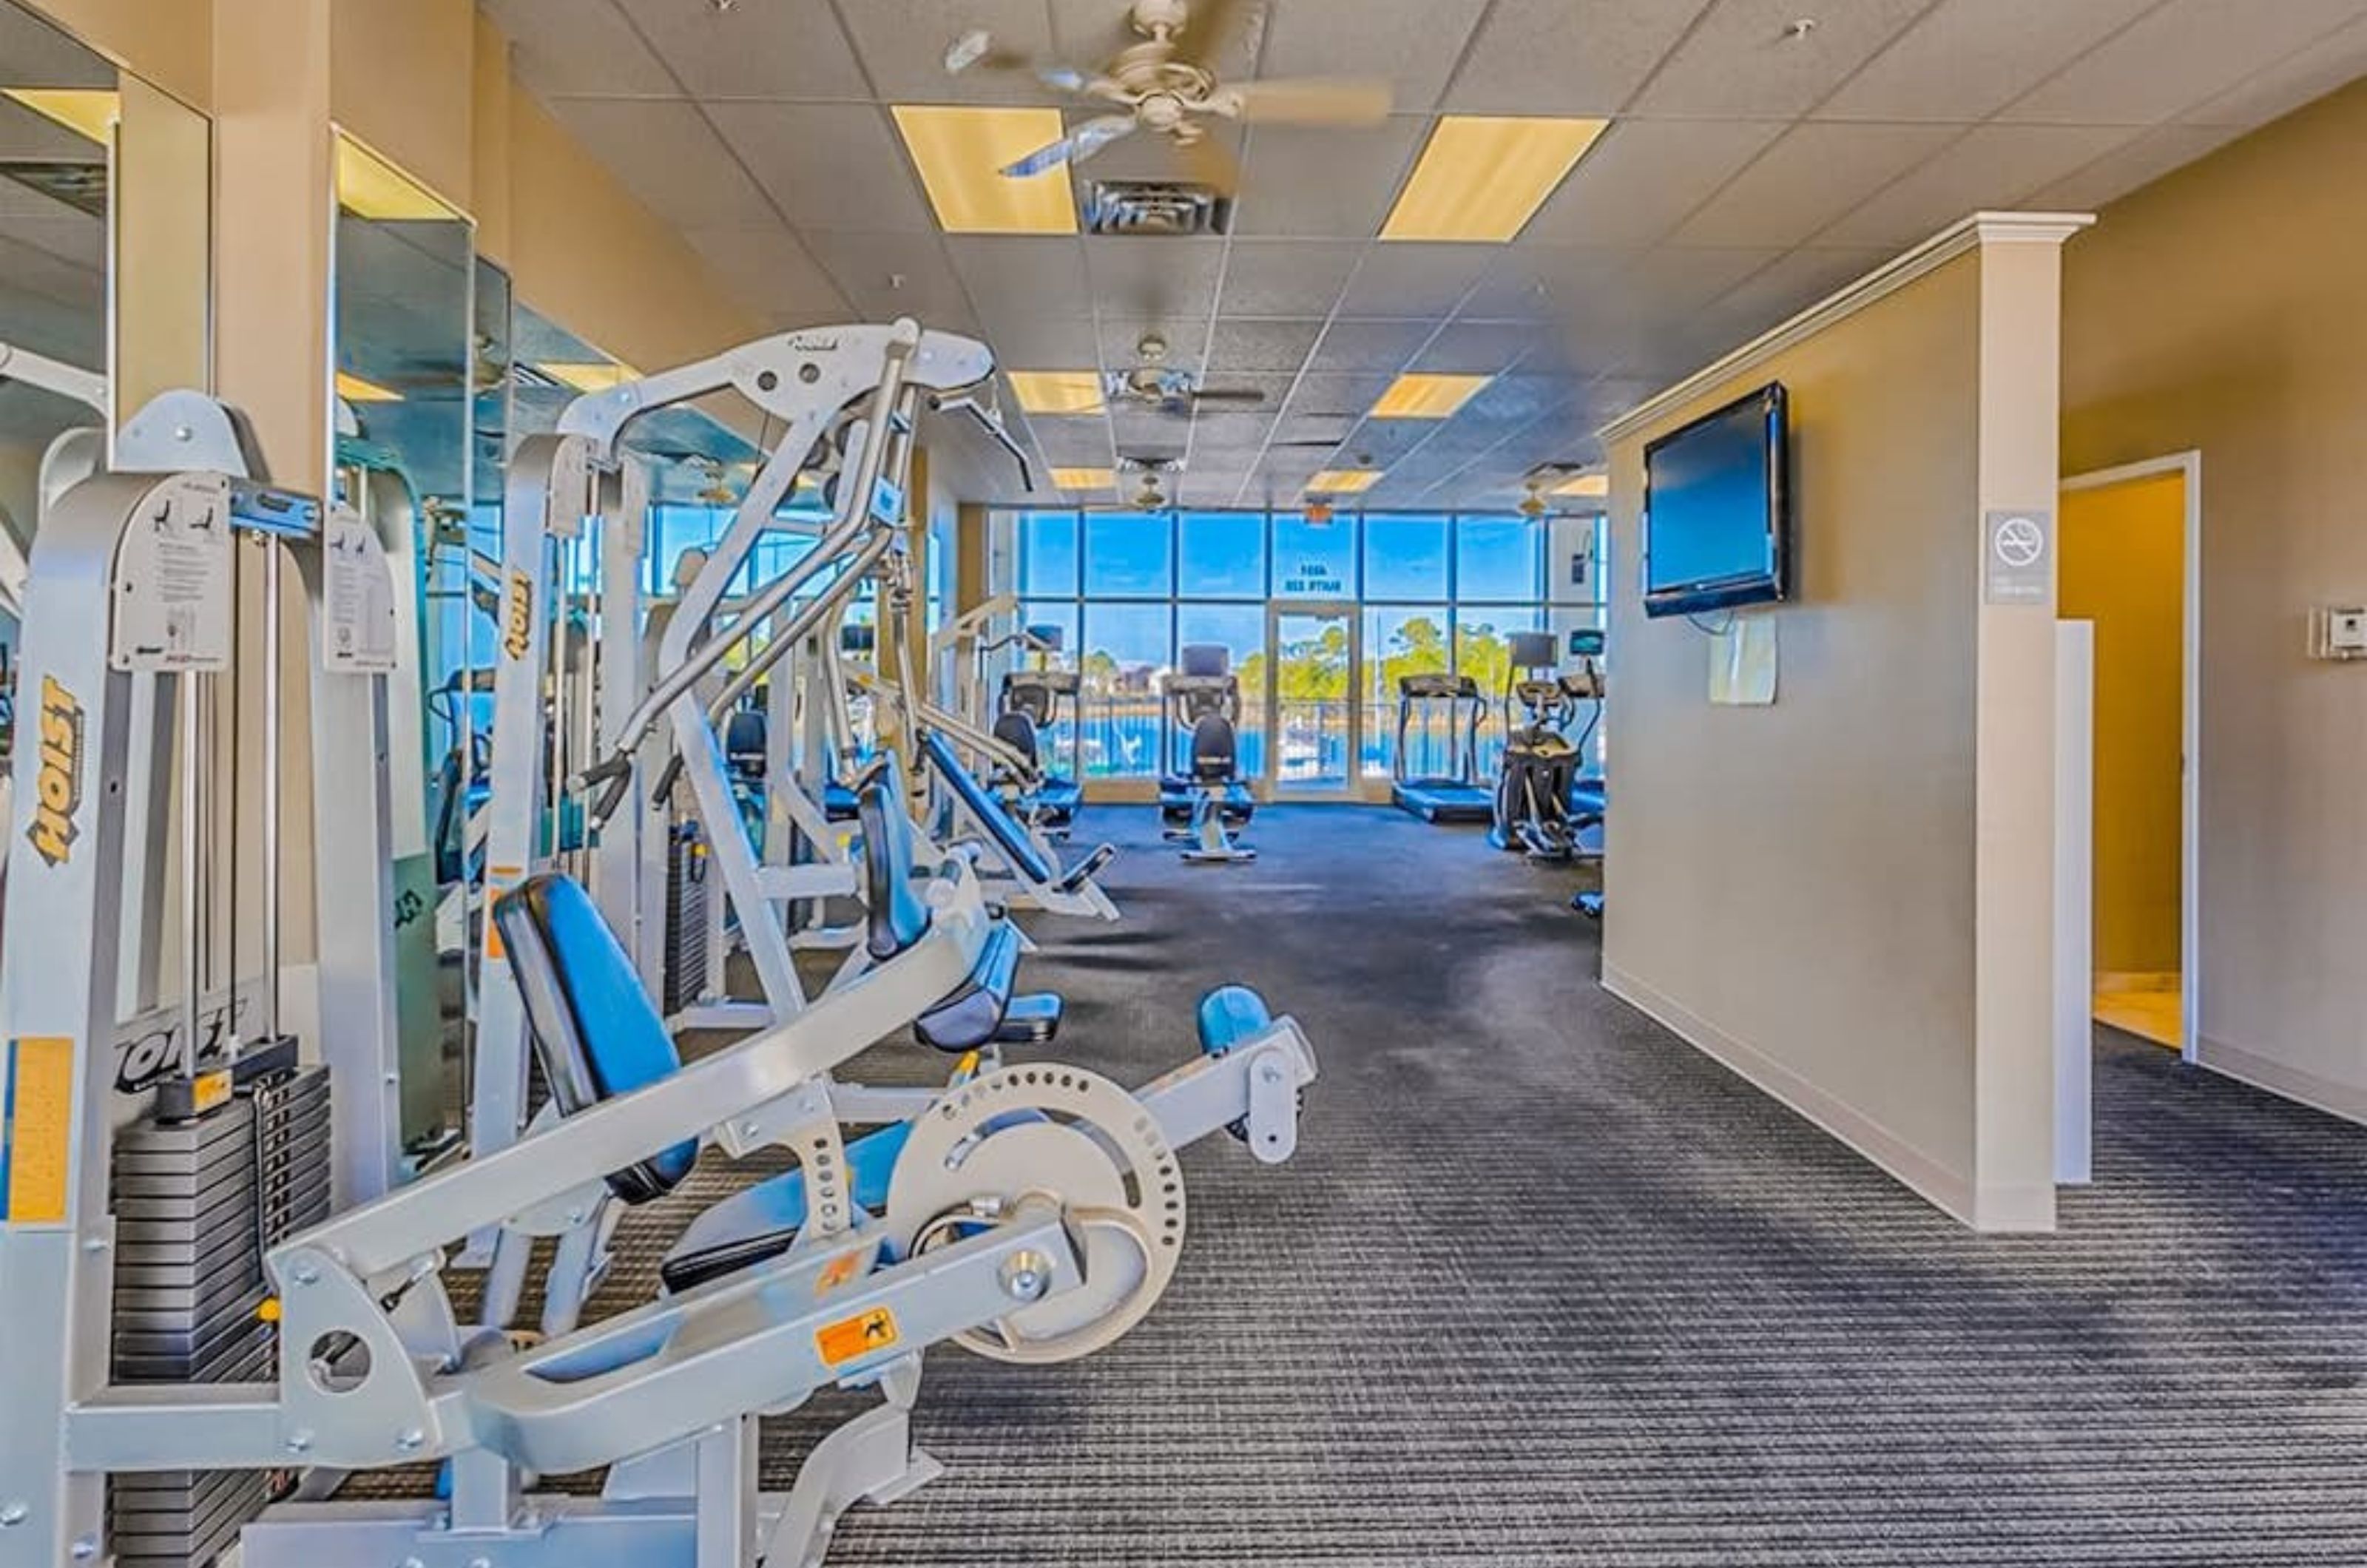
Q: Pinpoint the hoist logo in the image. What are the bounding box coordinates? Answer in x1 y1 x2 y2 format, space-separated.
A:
502 570 535 660
27 676 85 868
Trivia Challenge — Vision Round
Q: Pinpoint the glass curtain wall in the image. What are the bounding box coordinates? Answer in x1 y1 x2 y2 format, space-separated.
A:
1010 507 1608 785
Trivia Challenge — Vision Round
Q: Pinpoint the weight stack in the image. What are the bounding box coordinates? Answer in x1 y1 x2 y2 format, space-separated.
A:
663 820 709 1016
107 1064 332 1568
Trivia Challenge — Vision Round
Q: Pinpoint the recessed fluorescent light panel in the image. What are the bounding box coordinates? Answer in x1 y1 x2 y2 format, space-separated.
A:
1010 371 1105 416
1381 116 1608 243
1371 373 1491 419
892 105 1078 235
335 371 402 404
1553 471 1610 499
335 136 456 221
1309 469 1382 495
1050 467 1115 491
539 362 639 393
2 88 117 144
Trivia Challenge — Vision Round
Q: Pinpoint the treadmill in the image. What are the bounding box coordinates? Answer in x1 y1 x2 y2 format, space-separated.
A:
1391 672 1495 823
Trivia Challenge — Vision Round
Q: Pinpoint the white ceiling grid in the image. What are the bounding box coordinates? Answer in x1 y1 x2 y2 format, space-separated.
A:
479 0 2367 507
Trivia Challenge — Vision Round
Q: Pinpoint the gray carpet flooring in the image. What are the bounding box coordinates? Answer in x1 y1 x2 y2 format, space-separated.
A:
579 806 2367 1564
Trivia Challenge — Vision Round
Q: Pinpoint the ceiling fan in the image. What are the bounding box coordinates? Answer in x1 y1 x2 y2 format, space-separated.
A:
1110 331 1266 416
944 0 1391 192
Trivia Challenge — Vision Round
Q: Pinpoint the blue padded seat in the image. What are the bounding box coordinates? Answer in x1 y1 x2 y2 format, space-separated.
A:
723 709 767 780
1197 985 1274 1057
659 1121 913 1294
493 875 698 1205
858 752 1064 1051
919 729 1113 896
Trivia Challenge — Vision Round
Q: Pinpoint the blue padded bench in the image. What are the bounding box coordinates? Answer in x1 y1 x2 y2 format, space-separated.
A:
918 729 1113 899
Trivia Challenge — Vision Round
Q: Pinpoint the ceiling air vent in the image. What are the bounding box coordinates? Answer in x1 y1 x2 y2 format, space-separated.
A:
1082 180 1231 237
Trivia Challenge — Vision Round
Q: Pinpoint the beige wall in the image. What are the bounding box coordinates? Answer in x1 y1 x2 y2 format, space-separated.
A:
1604 256 1985 1209
22 0 211 110
1602 219 2076 1229
2062 76 2367 1112
330 0 475 211
2059 472 2184 976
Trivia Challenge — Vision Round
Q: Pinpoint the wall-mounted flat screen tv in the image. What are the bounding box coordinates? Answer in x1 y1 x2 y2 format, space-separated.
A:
1641 382 1791 618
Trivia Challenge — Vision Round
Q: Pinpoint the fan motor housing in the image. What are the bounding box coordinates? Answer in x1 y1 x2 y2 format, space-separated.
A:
1082 180 1232 237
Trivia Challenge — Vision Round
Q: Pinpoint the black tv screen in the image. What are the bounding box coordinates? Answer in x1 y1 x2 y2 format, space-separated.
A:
1641 382 1790 618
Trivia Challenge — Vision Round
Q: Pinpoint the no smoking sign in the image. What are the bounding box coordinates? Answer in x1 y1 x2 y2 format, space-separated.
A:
1984 510 2052 605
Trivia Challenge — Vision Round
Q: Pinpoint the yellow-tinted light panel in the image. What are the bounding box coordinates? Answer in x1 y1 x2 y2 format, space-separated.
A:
1381 116 1609 243
1371 373 1491 419
336 136 458 221
1554 472 1610 499
1050 467 1114 491
891 106 1078 235
1309 470 1382 495
335 371 402 404
539 361 639 393
1009 371 1105 416
3 89 117 144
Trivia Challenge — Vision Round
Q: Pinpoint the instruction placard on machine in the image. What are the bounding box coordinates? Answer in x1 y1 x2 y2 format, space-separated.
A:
323 506 400 673
110 473 235 672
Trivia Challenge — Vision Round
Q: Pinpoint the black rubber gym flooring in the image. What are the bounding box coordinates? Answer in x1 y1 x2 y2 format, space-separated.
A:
581 807 2367 1562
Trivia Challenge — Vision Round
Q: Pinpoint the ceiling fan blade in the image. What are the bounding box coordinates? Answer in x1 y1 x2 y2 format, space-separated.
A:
1221 77 1392 126
1190 388 1267 405
1039 64 1093 93
1179 129 1240 197
998 115 1135 180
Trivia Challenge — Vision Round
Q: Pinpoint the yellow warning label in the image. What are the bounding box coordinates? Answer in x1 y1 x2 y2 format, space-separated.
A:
814 1307 898 1366
5 1037 75 1223
189 1069 232 1115
814 1251 864 1294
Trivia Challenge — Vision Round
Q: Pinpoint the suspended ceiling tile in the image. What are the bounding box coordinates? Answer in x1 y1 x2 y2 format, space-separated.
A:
1206 318 1326 374
1664 121 1962 249
1818 0 2160 123
1284 371 1400 419
1216 239 1364 317
1030 419 1116 464
2178 15 2367 129
1816 124 2144 249
946 236 1092 322
1188 411 1278 453
706 102 936 232
1229 118 1428 238
542 99 774 229
1459 246 1638 323
1334 243 1498 320
834 0 1057 104
1630 0 1934 118
2003 0 2367 126
1442 0 1715 115
1670 244 1899 365
2018 122 2246 211
1522 118 1789 249
1257 0 1493 114
1098 315 1214 372
1083 235 1227 320
1409 322 1543 376
483 0 681 97
681 225 850 320
980 313 1101 367
800 229 973 324
1308 318 1436 374
609 0 862 101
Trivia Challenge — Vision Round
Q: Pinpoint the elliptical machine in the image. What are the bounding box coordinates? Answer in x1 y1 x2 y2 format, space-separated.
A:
1159 643 1256 863
990 624 1084 834
1490 629 1590 860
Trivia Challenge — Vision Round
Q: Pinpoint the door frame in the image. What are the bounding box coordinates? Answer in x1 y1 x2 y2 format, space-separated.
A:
2061 450 2202 1062
1263 600 1363 800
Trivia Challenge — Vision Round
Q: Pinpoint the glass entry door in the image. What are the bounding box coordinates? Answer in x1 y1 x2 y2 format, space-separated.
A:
1265 602 1362 798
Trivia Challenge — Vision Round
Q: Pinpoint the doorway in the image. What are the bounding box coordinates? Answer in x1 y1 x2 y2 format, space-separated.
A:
1265 602 1361 799
2060 455 2200 1057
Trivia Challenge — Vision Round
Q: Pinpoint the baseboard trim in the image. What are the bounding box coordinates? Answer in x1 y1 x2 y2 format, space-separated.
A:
1603 965 1985 1229
2197 1035 2367 1125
